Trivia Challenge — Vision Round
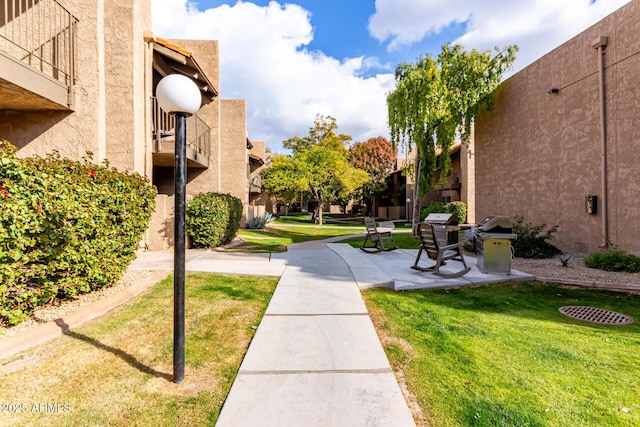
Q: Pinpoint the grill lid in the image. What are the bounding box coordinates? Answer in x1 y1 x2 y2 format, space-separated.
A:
424 213 458 225
478 215 512 233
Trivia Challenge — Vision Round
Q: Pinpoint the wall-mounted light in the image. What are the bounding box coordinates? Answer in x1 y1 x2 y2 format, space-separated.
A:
548 88 560 94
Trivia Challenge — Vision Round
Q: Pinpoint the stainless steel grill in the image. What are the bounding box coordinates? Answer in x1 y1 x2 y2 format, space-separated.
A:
475 216 517 274
424 213 459 246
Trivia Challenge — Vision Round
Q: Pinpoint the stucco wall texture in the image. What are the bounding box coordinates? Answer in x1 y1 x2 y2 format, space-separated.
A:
474 0 640 254
0 0 151 175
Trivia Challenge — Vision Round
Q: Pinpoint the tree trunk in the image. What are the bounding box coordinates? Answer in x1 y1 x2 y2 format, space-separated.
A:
412 157 421 236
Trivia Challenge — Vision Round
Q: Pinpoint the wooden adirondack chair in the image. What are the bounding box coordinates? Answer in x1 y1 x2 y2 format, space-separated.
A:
360 217 398 253
411 223 471 278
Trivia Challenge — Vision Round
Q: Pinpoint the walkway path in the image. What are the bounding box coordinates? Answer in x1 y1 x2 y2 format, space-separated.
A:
215 239 417 426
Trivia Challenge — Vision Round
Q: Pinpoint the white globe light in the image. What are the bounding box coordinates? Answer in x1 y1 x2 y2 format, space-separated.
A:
156 74 201 114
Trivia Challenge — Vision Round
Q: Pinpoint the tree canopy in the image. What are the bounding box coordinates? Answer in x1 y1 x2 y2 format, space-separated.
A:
262 115 368 224
349 136 396 214
387 43 518 228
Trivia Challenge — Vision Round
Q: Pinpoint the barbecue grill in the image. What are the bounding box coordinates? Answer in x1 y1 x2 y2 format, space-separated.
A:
424 213 459 246
475 216 517 274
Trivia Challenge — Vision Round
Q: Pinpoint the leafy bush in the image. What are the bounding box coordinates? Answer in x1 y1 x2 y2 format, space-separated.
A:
512 215 562 259
463 237 477 253
0 141 156 326
584 247 640 272
420 202 446 221
447 201 467 224
420 201 467 223
186 192 243 248
246 212 274 229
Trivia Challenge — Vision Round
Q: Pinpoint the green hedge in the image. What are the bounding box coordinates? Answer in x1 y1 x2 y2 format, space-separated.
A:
584 247 640 272
186 192 243 248
420 201 467 223
0 141 156 326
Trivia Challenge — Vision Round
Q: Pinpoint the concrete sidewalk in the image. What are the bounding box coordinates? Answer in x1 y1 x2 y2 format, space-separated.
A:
1 237 530 426
215 240 416 427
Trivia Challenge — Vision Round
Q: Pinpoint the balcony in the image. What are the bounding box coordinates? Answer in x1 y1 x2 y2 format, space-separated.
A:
0 0 78 110
152 96 210 169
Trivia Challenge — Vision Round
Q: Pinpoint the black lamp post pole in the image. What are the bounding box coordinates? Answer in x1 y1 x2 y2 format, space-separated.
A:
173 112 187 384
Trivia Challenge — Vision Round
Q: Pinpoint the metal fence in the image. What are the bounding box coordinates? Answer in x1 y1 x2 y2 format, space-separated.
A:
0 0 78 87
152 96 211 159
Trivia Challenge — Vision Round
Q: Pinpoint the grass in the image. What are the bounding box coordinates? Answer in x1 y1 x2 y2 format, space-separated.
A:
235 223 365 252
0 273 278 427
363 282 640 427
340 230 420 249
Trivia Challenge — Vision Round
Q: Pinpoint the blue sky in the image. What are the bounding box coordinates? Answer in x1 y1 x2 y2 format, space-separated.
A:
152 0 632 153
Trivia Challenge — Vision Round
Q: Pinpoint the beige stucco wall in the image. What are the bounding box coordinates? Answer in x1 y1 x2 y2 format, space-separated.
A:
474 0 640 253
168 39 221 195
0 0 151 177
220 98 249 204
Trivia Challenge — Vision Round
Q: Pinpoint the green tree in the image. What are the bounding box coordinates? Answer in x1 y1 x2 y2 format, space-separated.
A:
283 114 352 154
265 115 368 224
260 154 306 216
387 43 517 232
349 136 396 215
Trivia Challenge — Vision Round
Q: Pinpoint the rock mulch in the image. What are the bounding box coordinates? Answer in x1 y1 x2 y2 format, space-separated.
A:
512 253 640 292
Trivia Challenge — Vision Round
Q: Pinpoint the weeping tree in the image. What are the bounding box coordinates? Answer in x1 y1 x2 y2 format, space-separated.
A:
387 43 518 233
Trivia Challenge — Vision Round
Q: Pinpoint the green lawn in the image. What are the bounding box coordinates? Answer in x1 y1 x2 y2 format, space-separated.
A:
235 223 365 252
0 273 278 427
363 282 640 427
340 231 420 249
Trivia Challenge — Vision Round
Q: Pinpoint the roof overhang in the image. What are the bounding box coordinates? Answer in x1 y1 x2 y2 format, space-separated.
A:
148 33 218 105
249 153 264 166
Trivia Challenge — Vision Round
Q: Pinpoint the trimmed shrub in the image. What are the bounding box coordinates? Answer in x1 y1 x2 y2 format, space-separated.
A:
0 141 156 326
419 201 467 223
186 192 243 248
512 215 562 259
246 212 274 229
447 201 467 224
584 247 640 272
420 202 446 221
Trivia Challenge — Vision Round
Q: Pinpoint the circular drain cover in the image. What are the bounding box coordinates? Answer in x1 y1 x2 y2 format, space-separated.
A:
559 306 633 325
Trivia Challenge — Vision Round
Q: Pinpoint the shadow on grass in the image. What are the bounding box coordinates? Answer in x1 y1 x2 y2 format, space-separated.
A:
54 318 172 381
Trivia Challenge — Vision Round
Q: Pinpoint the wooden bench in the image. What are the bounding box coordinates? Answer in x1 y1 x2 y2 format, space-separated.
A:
360 217 398 253
411 223 471 278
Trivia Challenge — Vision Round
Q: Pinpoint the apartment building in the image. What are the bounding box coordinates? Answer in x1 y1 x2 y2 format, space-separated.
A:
474 0 640 253
0 0 263 250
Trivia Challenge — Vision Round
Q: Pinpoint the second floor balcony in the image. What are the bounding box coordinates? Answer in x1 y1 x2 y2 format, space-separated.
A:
0 0 78 110
152 96 211 169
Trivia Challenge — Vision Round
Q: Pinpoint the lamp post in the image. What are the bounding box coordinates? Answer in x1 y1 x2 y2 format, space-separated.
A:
406 198 411 221
156 74 202 384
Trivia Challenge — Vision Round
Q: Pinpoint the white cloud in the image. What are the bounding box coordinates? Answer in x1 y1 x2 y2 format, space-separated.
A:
369 0 472 51
151 0 394 153
152 0 634 153
370 0 633 70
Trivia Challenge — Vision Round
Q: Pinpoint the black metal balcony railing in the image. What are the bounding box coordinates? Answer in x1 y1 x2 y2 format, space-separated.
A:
152 96 211 161
0 0 78 90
